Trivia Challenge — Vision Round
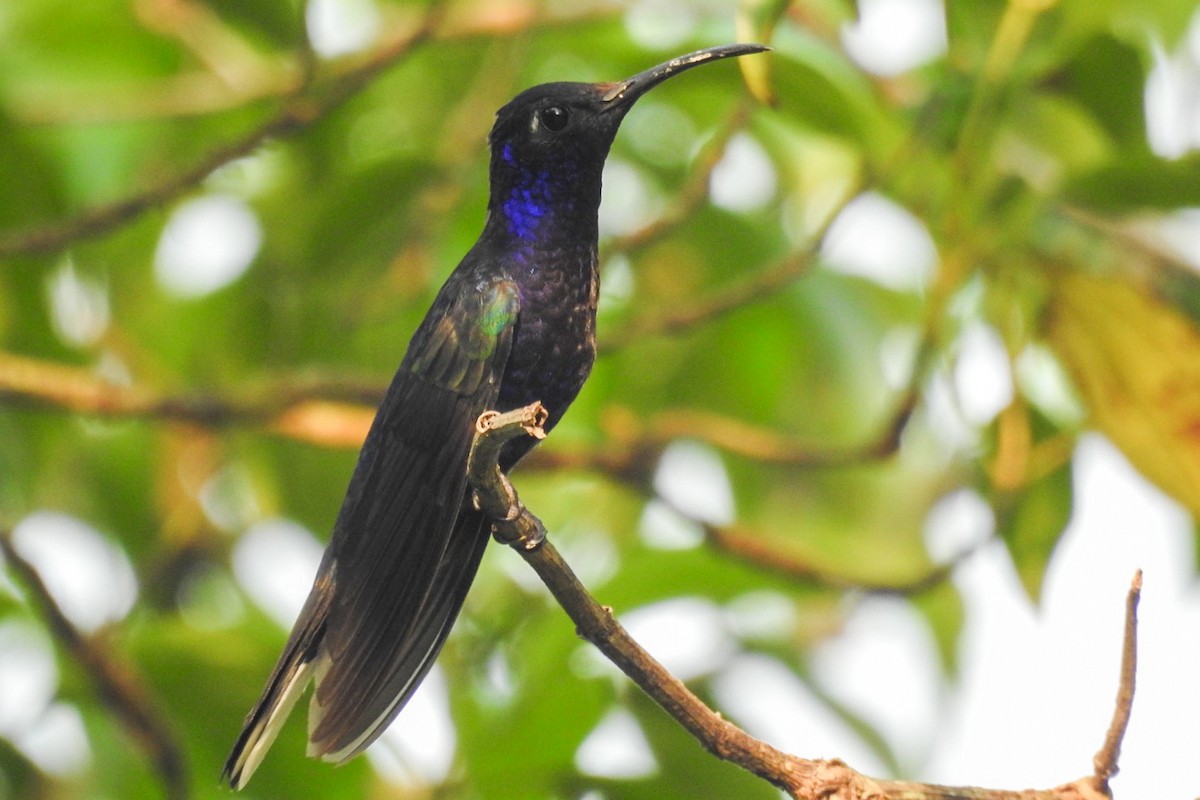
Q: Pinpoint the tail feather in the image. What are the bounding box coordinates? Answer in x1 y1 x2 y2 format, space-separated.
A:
305 647 342 761
306 642 381 765
223 656 316 789
224 567 334 790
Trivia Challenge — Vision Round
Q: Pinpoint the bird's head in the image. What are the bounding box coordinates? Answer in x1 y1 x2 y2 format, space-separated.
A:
484 44 768 241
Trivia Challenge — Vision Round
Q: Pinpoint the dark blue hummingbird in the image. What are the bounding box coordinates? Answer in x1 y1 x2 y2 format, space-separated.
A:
224 43 767 788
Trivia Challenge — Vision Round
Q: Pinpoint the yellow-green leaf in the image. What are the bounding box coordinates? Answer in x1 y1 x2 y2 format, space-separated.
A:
1047 272 1200 514
735 0 787 105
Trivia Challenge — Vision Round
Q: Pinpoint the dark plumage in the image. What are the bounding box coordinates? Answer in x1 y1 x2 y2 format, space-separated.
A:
223 43 767 789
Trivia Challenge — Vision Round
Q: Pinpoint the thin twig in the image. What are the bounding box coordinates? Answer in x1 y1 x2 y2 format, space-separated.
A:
1093 569 1141 786
0 530 188 800
598 181 860 354
466 401 1133 800
607 100 754 259
693 508 952 596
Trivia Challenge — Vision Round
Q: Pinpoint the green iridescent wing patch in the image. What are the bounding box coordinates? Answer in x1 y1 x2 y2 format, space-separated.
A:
411 277 520 394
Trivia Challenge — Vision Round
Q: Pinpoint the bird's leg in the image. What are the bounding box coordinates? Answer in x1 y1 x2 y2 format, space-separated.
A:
468 402 549 550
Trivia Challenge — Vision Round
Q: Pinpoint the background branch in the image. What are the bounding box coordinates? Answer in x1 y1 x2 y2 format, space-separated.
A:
607 100 755 259
0 530 187 800
527 389 917 477
0 350 939 594
690 506 953 596
0 10 440 258
0 2 642 260
598 178 860 353
0 351 377 447
599 246 822 353
0 349 918 467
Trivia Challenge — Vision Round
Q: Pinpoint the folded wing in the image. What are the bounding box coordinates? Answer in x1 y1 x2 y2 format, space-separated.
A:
224 273 520 786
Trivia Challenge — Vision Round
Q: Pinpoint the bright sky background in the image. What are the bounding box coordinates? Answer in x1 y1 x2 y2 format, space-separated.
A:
3 1 1200 797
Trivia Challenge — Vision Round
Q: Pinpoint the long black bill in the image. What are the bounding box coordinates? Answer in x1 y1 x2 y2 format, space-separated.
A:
600 43 770 110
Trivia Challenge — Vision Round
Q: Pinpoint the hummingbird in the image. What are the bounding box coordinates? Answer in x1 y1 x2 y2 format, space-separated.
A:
223 42 767 789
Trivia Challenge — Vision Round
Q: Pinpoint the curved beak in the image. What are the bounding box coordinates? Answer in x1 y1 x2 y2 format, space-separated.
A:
599 43 770 111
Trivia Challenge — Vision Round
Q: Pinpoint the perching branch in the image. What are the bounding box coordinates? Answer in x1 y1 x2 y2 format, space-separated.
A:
467 401 1141 800
0 530 187 800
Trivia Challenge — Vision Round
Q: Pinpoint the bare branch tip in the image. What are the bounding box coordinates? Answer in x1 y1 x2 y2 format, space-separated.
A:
1090 569 1143 787
475 409 500 433
524 401 549 439
475 401 546 438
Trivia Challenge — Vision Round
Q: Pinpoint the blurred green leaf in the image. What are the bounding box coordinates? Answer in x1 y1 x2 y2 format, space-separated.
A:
623 691 780 800
0 113 66 231
1005 93 1113 179
451 605 611 796
771 34 898 153
995 461 1073 603
204 0 305 50
1064 154 1200 211
912 580 965 677
0 737 37 800
1053 34 1147 148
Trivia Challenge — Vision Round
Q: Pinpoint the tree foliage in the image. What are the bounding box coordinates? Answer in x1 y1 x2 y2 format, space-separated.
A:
0 1 1197 798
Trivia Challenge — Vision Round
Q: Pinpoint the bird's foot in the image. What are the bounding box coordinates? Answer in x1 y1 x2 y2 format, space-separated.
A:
469 402 549 551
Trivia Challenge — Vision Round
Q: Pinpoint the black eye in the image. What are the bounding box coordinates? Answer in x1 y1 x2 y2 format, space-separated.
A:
538 106 569 132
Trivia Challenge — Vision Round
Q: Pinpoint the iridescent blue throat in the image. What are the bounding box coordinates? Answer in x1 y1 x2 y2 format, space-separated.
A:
499 143 573 243
503 181 549 241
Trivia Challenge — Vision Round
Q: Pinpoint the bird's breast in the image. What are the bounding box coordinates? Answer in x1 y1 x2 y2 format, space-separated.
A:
497 246 599 433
